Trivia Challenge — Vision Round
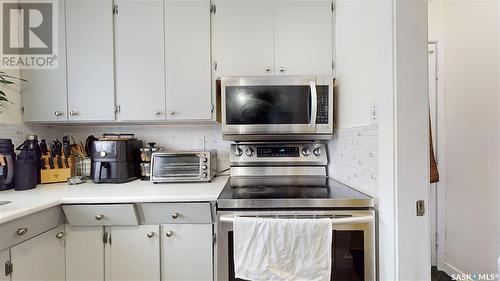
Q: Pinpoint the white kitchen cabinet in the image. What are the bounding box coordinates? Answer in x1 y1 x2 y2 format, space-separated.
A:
21 0 68 122
212 0 274 76
108 225 160 281
0 249 10 281
165 0 212 120
65 225 105 281
9 225 65 281
273 0 333 75
115 0 166 121
66 0 115 121
161 224 213 281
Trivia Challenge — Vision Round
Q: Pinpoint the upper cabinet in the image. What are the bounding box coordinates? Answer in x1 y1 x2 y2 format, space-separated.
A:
114 0 166 121
212 1 275 76
21 0 68 122
212 0 334 77
273 0 333 76
165 0 212 120
66 0 116 121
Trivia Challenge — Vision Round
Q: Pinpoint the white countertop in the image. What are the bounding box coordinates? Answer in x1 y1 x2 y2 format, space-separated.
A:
0 175 229 224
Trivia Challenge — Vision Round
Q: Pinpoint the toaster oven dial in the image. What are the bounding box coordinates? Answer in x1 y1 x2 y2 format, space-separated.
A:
313 147 322 156
202 165 208 170
202 172 208 178
202 157 208 162
245 147 254 157
233 147 243 157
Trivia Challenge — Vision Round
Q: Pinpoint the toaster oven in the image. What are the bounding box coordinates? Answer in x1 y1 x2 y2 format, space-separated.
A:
150 151 217 183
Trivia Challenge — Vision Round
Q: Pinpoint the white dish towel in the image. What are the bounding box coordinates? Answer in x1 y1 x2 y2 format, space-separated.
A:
233 217 333 281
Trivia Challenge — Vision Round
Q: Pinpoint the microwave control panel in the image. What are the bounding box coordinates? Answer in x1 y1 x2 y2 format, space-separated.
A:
316 86 329 124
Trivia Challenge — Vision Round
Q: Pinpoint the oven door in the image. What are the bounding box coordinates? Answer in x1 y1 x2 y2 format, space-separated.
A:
216 210 376 281
221 76 333 140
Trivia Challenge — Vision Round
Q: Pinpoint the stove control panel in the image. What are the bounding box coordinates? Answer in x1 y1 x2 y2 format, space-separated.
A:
230 143 327 166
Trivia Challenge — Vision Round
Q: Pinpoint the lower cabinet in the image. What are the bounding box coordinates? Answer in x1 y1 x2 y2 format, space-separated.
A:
162 224 213 281
65 225 105 281
0 250 10 281
108 225 160 281
9 226 65 281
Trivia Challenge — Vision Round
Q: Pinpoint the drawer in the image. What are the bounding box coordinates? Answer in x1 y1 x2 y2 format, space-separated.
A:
0 206 64 250
63 204 139 226
139 203 212 224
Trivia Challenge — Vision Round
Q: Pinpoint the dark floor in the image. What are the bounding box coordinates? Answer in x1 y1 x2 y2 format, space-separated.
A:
432 266 452 281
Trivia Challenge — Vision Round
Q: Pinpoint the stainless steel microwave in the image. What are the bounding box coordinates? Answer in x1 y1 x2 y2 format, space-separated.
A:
221 76 334 141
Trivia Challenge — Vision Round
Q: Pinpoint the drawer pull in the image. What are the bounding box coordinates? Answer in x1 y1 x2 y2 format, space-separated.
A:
147 231 155 238
56 232 65 239
165 231 174 237
95 214 104 221
16 227 28 236
171 213 179 219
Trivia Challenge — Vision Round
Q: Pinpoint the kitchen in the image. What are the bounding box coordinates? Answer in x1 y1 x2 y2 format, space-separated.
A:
1 1 499 281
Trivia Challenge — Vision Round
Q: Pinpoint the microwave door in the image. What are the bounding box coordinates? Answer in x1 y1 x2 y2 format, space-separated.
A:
223 84 316 135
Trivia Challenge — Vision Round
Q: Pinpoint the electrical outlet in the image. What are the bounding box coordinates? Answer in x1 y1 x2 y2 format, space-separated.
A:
369 101 378 124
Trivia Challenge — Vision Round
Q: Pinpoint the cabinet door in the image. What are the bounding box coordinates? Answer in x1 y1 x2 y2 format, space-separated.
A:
165 0 212 120
212 0 274 76
274 0 333 75
65 225 105 281
115 0 166 121
108 225 160 281
66 0 115 121
21 0 67 122
0 249 10 281
10 225 65 281
161 224 213 281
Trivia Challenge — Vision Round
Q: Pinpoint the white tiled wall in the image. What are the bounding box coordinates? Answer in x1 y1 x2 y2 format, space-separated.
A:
328 125 378 197
0 123 232 171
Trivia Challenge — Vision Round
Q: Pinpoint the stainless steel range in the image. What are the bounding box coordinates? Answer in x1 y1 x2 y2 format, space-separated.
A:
216 142 376 281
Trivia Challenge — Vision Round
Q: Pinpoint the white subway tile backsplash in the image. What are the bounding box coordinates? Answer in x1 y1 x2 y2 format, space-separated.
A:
0 123 232 171
328 125 378 197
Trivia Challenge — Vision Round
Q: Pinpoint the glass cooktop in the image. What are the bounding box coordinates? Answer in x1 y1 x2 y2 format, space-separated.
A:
217 177 374 209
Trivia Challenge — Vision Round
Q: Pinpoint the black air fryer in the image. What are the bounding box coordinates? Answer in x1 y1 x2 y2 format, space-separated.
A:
91 135 142 183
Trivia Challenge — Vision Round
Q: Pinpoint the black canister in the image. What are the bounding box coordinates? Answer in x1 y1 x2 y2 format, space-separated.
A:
0 139 16 191
14 135 41 191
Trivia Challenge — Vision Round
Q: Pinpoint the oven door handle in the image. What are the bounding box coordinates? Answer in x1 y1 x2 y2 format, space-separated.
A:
218 215 373 226
309 81 317 128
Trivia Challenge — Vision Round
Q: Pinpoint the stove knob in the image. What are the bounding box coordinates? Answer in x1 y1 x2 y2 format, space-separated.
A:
245 147 255 156
313 147 322 156
233 147 243 157
201 165 207 170
202 172 208 178
302 147 311 156
100 151 107 157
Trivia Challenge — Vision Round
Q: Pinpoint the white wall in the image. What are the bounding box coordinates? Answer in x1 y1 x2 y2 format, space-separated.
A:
428 0 500 275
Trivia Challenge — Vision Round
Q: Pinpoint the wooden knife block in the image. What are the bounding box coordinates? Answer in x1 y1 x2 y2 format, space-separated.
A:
40 155 76 184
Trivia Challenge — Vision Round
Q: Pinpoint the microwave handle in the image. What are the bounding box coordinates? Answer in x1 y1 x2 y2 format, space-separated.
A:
309 81 317 128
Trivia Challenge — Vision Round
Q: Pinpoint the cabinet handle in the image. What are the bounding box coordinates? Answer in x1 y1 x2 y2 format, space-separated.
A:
56 232 65 239
168 111 175 116
154 110 162 116
171 213 179 219
147 231 155 238
279 66 285 73
265 66 271 72
54 111 64 117
16 227 28 236
165 231 173 237
69 111 79 116
95 214 104 221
